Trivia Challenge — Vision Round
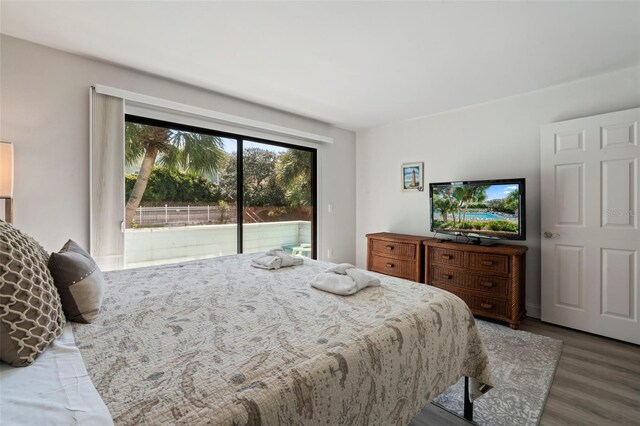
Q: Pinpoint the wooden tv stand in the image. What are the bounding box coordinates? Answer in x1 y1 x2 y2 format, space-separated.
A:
424 239 527 329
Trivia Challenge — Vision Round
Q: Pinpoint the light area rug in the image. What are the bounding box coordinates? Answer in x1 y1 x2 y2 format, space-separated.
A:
431 319 563 425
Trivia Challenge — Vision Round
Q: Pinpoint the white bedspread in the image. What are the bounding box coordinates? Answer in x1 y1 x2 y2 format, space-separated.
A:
73 254 492 425
0 324 112 426
1 254 493 425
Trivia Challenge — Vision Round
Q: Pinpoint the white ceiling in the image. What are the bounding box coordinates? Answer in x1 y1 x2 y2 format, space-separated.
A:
1 1 639 130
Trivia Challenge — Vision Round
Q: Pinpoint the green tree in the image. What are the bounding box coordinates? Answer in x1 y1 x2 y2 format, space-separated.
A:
217 153 237 203
487 198 505 211
125 167 221 203
433 187 455 222
125 122 226 226
504 189 520 214
447 185 489 223
276 149 312 207
460 185 489 222
218 149 286 206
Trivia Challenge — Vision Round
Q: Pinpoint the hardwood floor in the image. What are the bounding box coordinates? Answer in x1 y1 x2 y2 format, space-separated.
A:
520 319 640 426
411 318 640 425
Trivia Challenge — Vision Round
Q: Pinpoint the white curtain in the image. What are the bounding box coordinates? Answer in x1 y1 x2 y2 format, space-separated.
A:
90 89 125 271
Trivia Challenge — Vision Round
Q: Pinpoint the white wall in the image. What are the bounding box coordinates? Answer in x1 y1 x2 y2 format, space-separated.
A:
0 35 356 264
356 66 640 317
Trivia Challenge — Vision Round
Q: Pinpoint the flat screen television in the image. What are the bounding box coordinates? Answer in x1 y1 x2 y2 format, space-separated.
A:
429 178 526 241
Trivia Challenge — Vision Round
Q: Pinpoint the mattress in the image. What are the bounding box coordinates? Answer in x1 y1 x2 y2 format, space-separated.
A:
72 254 492 425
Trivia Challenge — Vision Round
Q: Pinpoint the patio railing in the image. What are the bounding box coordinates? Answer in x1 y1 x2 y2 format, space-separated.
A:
124 220 311 269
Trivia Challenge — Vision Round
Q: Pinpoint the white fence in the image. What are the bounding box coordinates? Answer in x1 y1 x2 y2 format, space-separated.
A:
124 220 311 268
132 205 312 227
133 205 236 226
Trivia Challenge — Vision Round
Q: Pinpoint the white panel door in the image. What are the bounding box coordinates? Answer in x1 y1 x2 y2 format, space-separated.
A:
541 108 639 344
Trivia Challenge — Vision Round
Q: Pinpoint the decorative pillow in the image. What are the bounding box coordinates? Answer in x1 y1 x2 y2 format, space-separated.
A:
0 221 66 367
48 240 104 324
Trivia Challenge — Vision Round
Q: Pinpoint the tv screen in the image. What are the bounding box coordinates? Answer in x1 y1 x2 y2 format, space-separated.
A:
430 178 526 240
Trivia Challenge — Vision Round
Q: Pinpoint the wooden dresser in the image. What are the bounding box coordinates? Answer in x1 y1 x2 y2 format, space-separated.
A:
424 240 527 329
366 233 432 282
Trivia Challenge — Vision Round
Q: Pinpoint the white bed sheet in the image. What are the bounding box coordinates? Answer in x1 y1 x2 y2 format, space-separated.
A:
0 324 112 426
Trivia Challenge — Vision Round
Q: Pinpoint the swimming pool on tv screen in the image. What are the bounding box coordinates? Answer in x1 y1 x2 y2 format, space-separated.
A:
464 213 505 220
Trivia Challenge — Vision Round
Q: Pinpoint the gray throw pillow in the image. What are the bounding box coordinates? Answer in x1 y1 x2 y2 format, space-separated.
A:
0 221 66 367
48 240 105 324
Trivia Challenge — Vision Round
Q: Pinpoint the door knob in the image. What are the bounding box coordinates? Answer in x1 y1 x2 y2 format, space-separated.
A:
543 232 559 239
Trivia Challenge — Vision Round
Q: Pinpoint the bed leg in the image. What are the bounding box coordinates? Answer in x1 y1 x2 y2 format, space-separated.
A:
463 376 474 422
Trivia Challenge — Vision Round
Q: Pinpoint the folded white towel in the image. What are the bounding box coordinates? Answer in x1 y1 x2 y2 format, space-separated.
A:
251 255 282 270
266 248 304 267
310 263 380 295
325 263 353 274
251 248 304 270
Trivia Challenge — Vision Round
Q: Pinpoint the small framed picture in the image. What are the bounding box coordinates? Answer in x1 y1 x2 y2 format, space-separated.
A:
401 162 424 192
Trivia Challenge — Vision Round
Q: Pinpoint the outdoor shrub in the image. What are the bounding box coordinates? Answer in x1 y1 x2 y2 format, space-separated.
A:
485 220 518 232
125 167 222 203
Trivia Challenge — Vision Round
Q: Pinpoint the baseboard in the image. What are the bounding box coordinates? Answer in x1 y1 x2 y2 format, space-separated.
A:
526 303 541 319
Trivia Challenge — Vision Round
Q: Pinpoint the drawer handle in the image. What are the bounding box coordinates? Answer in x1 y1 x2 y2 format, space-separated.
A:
480 303 493 310
441 274 452 280
481 282 494 288
385 245 394 250
481 260 494 266
386 263 394 268
441 254 452 260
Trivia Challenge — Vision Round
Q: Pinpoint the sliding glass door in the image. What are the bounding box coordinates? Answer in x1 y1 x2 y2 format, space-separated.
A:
241 140 315 258
122 116 316 268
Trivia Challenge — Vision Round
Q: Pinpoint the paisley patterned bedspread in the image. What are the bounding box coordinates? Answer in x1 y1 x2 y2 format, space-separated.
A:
73 254 492 425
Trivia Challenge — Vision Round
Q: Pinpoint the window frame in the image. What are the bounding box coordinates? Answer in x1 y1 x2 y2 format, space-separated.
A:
125 114 318 259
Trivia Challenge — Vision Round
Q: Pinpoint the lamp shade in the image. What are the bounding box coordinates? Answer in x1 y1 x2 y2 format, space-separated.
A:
0 142 14 198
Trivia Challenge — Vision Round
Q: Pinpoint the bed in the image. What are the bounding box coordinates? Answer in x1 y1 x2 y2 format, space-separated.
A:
61 253 492 425
0 253 492 425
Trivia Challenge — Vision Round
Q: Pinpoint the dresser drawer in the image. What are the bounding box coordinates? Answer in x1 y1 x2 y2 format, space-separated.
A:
424 239 527 329
370 255 416 280
430 266 508 298
467 274 509 298
371 239 416 259
431 247 464 267
466 294 507 317
430 265 463 286
467 253 509 275
446 289 508 317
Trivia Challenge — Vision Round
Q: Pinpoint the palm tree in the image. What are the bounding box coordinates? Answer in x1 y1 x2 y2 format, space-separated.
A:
461 185 489 222
452 186 468 223
275 149 312 207
124 122 226 226
433 187 454 223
